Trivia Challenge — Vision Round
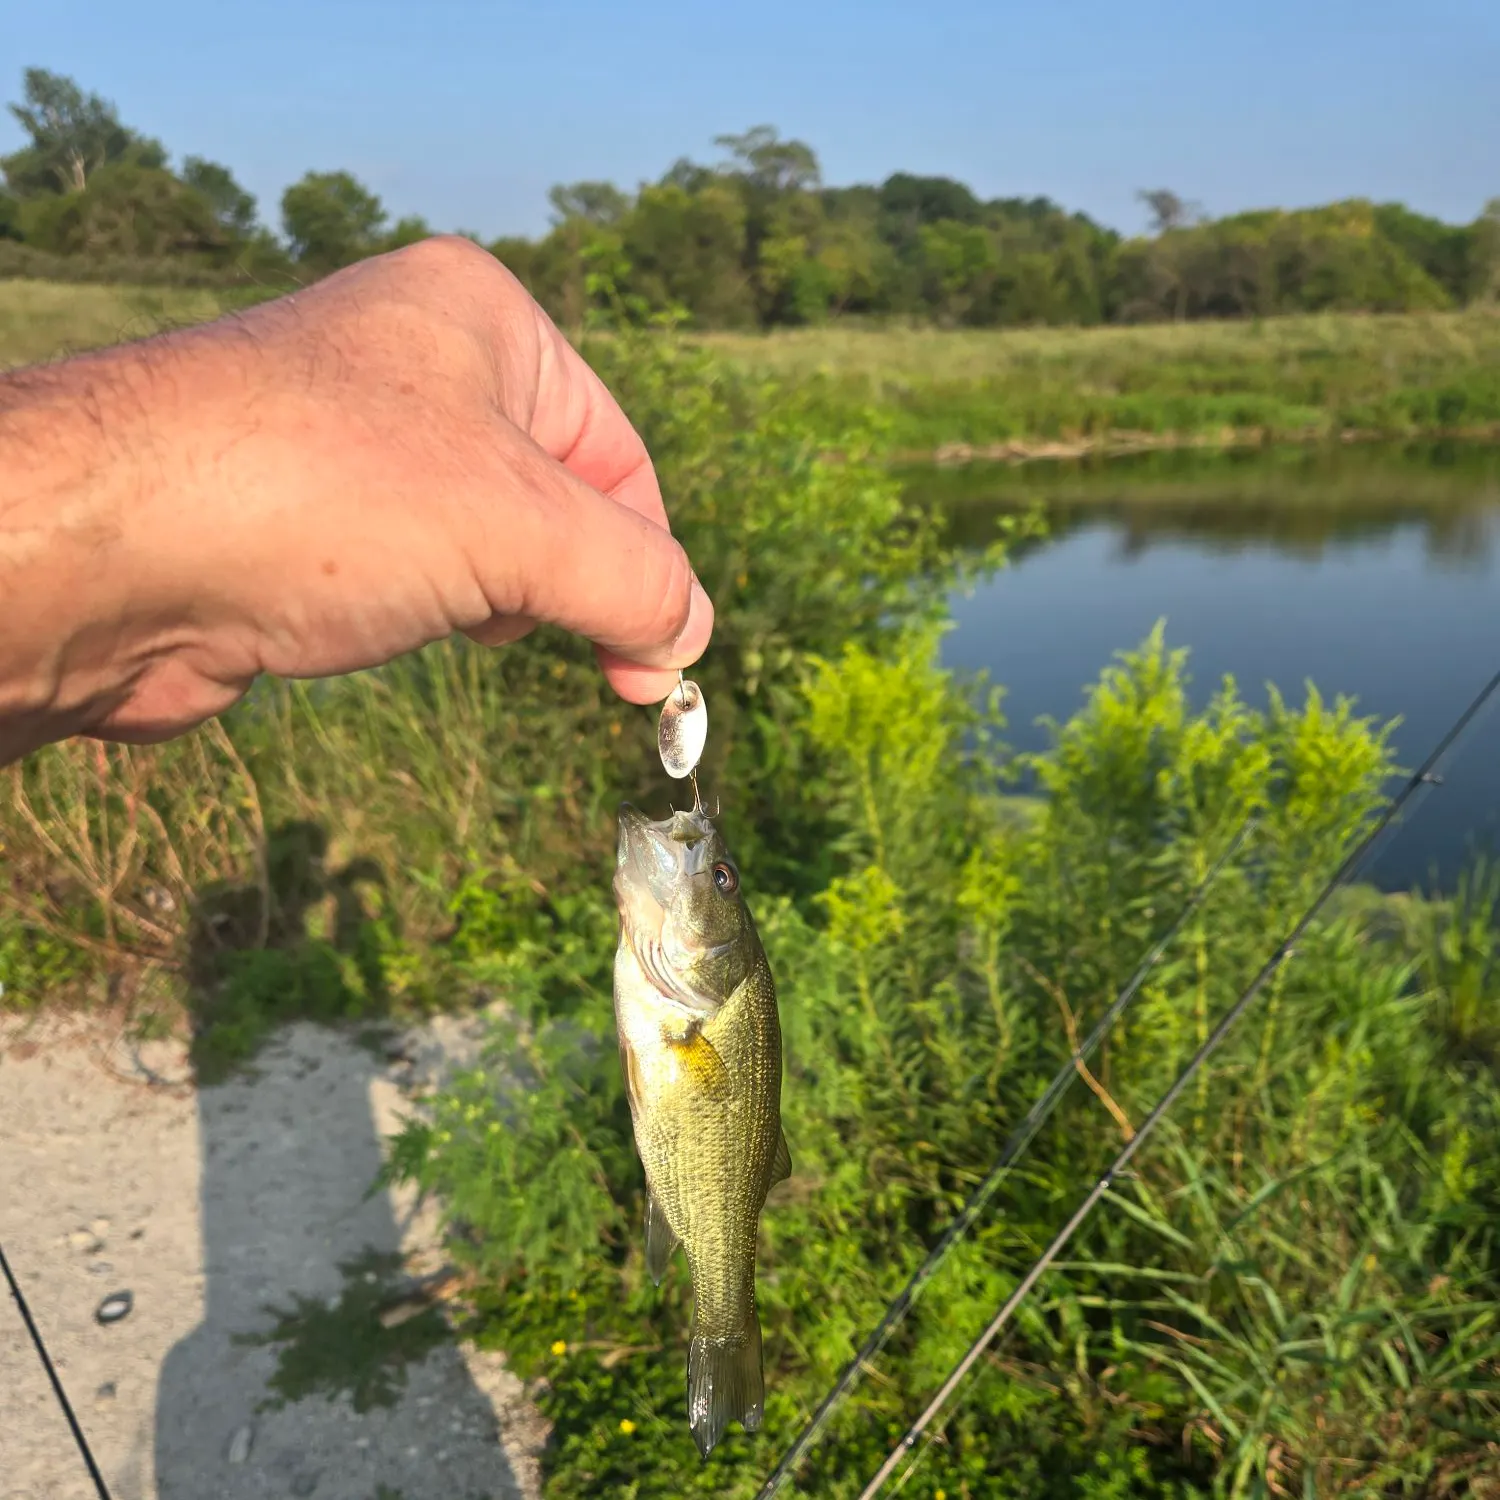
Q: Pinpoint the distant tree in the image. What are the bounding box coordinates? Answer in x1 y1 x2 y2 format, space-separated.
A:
880 172 982 228
22 160 223 258
383 214 433 251
814 203 888 316
0 189 21 241
1372 201 1471 303
3 67 165 196
281 170 386 267
547 181 630 226
715 126 821 195
1137 188 1197 234
180 156 257 237
487 234 538 283
1469 199 1500 302
915 219 999 324
622 180 753 326
658 156 715 194
506 213 621 330
821 182 881 221
874 174 983 276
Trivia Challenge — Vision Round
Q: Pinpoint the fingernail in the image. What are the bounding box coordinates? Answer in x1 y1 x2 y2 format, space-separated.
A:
671 577 714 663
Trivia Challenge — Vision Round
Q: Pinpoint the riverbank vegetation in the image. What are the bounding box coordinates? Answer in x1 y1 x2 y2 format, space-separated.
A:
5 276 1499 458
703 310 1500 454
6 318 1500 1495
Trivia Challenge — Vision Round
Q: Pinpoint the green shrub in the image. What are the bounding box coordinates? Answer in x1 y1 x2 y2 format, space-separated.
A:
388 605 1500 1495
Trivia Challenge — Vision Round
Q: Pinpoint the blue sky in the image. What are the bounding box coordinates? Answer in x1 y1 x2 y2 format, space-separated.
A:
3 0 1496 241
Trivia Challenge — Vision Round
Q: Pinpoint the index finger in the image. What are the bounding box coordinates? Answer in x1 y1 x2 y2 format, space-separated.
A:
525 307 672 532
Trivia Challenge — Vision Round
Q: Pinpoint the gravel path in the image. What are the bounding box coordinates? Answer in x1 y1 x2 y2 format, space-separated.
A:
0 1012 545 1500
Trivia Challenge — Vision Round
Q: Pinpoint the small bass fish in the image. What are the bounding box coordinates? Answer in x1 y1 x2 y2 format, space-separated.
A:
612 803 789 1457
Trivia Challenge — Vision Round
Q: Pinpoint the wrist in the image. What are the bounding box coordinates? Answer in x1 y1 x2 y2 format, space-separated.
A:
0 347 195 762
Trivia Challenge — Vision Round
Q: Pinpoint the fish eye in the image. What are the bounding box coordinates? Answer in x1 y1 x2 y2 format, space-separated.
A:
712 861 739 895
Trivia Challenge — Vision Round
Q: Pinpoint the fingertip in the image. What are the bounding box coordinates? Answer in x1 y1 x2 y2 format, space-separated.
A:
595 573 714 701
596 651 686 706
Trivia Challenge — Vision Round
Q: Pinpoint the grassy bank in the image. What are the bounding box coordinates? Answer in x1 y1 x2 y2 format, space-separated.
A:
5 278 1500 458
7 323 1500 1495
0 278 275 371
701 309 1500 455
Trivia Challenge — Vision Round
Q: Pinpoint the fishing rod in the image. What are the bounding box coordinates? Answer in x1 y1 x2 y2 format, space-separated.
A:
855 664 1500 1500
0 1240 114 1500
755 810 1259 1498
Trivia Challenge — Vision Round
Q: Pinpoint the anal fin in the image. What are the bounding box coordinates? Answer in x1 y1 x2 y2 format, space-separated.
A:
644 1189 679 1285
770 1128 792 1187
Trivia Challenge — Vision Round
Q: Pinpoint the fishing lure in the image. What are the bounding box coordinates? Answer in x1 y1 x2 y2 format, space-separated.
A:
658 671 708 806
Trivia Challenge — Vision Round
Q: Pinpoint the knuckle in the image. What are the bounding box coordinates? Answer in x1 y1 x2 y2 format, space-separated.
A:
398 232 495 276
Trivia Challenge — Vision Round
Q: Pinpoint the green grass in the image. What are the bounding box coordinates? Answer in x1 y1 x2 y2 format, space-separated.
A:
6 279 1500 455
700 309 1500 452
0 278 276 370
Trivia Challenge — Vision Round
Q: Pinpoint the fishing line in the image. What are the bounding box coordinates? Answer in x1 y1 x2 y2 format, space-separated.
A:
0 1240 114 1500
755 809 1258 1498
856 663 1500 1500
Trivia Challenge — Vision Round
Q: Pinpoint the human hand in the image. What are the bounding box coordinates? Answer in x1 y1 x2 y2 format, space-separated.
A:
0 235 712 760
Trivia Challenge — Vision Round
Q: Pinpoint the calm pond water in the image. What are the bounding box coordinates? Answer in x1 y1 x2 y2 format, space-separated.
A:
919 442 1500 893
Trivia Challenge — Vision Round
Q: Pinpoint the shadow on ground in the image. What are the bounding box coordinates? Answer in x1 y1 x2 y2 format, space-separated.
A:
152 821 530 1500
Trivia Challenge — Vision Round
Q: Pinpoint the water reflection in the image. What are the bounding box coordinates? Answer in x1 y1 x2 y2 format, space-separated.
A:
918 441 1500 892
916 440 1500 561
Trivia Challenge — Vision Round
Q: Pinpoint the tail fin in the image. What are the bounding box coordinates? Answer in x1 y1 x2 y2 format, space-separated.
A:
687 1315 764 1458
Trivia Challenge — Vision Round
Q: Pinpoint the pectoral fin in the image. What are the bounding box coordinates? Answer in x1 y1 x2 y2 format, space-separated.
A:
665 1026 731 1099
644 1189 679 1285
770 1129 792 1186
618 1032 644 1119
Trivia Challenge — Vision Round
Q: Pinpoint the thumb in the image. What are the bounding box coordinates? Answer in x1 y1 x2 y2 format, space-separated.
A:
465 432 714 704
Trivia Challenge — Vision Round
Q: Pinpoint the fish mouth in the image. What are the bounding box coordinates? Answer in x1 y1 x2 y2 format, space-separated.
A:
615 803 724 1017
615 802 714 908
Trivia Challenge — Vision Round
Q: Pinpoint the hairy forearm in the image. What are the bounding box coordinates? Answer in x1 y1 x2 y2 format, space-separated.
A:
0 345 187 765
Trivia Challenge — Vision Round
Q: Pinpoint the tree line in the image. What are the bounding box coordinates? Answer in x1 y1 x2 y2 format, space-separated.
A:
4 67 1499 327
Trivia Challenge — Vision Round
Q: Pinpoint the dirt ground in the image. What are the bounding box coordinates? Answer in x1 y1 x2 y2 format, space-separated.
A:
0 1010 546 1500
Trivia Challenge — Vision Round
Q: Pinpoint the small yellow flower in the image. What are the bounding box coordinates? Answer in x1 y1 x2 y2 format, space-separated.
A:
619 1419 637 1435
935 1490 947 1500
551 1340 568 1356
609 721 622 737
